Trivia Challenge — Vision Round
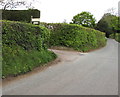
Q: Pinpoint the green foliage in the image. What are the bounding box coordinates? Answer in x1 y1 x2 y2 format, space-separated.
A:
109 33 120 42
2 45 56 78
2 9 40 22
96 13 120 37
110 16 120 31
71 11 96 28
2 20 56 78
2 20 50 50
43 23 106 52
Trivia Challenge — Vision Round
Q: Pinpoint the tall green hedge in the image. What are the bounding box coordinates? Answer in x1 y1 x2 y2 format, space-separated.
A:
2 20 56 78
2 9 40 22
43 23 107 52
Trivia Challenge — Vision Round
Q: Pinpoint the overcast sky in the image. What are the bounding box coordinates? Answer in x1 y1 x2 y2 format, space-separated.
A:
26 0 119 23
35 0 120 22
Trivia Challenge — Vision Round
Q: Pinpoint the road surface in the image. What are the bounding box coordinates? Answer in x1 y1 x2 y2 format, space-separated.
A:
2 39 118 95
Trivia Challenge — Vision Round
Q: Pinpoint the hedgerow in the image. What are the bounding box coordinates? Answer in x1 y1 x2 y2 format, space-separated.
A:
43 23 107 52
2 9 40 22
2 20 56 78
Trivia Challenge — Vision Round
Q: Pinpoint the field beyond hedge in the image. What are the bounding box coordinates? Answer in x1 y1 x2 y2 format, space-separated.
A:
2 20 56 78
42 23 107 52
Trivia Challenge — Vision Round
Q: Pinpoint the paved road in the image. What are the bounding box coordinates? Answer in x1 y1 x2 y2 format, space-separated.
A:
2 39 118 95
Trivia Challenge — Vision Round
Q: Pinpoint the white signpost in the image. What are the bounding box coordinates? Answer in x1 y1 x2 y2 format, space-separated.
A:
31 16 40 25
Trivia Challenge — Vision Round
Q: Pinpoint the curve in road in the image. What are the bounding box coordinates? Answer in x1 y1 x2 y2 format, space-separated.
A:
2 39 118 95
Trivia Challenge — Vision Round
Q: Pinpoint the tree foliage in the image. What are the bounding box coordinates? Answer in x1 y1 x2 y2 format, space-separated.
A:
0 0 26 10
96 13 120 37
71 11 96 28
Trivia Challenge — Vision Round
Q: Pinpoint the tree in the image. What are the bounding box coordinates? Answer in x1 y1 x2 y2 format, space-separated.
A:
110 15 120 32
63 19 67 23
96 13 120 38
105 7 118 16
0 0 37 10
96 18 110 37
0 0 26 10
71 11 96 28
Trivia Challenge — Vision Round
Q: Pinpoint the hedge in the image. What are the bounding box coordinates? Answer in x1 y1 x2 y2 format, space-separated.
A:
2 20 56 78
2 9 40 22
42 23 107 52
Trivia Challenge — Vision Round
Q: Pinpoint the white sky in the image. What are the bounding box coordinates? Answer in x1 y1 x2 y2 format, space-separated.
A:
7 0 119 23
32 0 119 23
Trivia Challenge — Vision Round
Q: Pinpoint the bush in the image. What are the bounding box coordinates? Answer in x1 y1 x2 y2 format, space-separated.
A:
43 23 107 52
2 20 49 50
109 33 120 42
2 20 56 78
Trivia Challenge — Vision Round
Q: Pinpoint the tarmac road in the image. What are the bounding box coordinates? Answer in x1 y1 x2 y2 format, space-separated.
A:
2 39 118 95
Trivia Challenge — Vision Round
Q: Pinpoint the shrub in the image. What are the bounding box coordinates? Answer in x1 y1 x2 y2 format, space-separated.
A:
109 33 120 42
2 20 56 78
43 23 106 52
2 20 49 50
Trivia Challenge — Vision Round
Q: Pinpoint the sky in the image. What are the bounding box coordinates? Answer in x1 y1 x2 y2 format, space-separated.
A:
32 0 119 23
3 0 119 23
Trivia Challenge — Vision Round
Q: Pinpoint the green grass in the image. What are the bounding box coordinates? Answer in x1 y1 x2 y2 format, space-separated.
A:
2 45 57 78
